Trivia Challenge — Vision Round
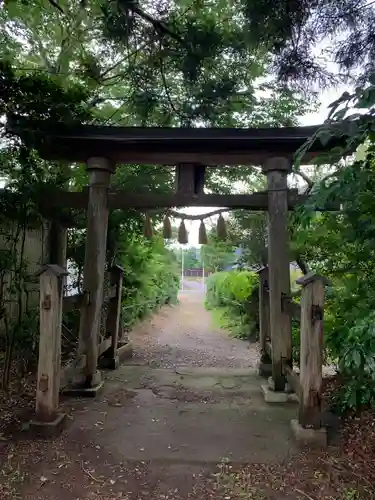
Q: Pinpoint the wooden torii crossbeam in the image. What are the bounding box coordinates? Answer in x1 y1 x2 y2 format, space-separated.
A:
8 119 344 165
36 189 339 211
7 118 351 401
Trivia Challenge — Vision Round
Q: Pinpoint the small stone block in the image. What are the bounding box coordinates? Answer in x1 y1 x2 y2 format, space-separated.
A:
258 361 272 378
29 412 67 437
61 380 104 398
261 384 288 403
261 384 299 404
99 355 120 370
267 376 298 397
291 419 327 448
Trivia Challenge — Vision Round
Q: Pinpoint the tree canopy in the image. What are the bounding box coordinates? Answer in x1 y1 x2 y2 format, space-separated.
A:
242 0 375 89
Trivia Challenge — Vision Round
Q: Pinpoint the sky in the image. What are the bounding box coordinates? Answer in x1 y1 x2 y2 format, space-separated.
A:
179 85 346 246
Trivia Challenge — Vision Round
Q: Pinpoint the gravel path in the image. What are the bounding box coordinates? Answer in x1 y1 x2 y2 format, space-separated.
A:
129 290 260 369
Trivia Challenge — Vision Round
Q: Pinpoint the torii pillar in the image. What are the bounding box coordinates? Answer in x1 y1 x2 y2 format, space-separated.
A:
75 157 114 394
262 157 292 392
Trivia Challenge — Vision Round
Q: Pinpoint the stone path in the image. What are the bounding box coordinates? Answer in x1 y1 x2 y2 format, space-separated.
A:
10 290 299 500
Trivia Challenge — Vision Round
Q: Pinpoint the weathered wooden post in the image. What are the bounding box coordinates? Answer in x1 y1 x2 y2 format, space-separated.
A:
291 272 330 447
256 266 272 377
67 157 113 396
100 265 124 369
30 264 67 435
261 157 292 393
49 219 67 292
49 220 67 268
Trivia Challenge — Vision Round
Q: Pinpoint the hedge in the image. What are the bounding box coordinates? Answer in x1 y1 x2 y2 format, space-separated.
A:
205 270 259 340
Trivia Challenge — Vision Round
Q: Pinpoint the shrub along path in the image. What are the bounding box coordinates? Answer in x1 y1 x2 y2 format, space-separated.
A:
1 290 374 500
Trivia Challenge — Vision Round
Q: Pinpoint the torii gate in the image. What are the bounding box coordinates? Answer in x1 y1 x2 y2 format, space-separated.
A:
8 118 348 444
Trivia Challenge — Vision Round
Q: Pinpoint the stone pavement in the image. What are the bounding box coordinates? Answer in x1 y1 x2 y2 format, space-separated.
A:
70 364 298 465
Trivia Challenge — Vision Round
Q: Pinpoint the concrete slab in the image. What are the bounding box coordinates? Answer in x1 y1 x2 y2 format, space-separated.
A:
105 364 150 387
107 365 263 397
62 380 105 398
173 367 258 377
68 367 298 465
81 388 297 464
145 367 263 395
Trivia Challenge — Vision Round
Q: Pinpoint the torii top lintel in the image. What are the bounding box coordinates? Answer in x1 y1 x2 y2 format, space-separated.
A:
7 118 350 166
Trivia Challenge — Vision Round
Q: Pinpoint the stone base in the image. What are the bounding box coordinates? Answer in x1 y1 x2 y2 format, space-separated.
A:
291 419 327 448
99 355 120 370
258 362 272 378
267 376 295 395
61 380 104 398
261 384 299 404
118 342 133 363
29 412 67 437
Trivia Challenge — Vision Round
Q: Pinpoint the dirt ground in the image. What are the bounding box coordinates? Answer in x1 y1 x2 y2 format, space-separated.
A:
129 289 260 369
0 290 374 500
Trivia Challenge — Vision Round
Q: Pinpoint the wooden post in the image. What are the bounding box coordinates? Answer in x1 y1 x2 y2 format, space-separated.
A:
175 163 206 196
296 272 330 429
256 266 272 376
49 220 67 268
101 265 124 369
78 157 113 389
49 220 67 292
35 265 67 423
262 157 292 392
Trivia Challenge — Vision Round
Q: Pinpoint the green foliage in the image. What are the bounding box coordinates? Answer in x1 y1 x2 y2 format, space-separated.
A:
331 311 375 412
242 0 375 89
200 228 236 273
116 234 180 329
228 211 268 267
174 247 202 270
205 270 258 340
0 60 91 126
290 73 375 411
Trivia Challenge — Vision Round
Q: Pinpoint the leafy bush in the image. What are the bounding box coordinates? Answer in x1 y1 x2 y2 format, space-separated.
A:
330 310 375 412
117 234 180 330
205 270 259 340
65 232 180 340
291 145 375 412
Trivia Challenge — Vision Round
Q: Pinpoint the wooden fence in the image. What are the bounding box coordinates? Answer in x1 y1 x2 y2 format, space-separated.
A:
258 266 330 432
